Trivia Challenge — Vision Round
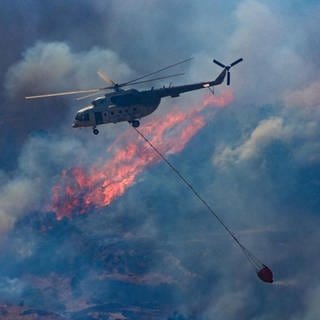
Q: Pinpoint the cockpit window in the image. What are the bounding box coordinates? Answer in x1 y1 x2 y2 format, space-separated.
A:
75 113 89 121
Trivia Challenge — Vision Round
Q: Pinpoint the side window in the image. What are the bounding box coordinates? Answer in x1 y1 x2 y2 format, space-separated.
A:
84 113 89 121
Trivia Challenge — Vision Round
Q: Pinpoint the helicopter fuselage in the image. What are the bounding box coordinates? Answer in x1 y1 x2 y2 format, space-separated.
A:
72 88 161 131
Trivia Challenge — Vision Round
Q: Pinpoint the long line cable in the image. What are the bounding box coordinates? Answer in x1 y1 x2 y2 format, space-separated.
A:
134 127 264 271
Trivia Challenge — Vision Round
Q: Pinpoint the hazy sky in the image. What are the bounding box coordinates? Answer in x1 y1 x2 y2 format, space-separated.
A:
1 1 320 319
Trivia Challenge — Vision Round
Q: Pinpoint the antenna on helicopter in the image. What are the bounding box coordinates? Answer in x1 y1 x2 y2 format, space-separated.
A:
213 58 243 85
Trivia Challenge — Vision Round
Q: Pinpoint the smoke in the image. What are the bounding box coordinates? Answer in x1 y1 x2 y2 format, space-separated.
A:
0 178 41 234
213 117 288 166
0 0 320 319
227 0 317 106
0 134 87 237
283 81 320 108
6 42 133 99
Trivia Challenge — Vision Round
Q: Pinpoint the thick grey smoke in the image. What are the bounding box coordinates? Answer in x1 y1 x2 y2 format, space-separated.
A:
0 134 84 236
5 42 133 99
0 0 320 319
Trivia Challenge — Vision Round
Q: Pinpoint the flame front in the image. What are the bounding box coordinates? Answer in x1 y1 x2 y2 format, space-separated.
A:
48 91 234 219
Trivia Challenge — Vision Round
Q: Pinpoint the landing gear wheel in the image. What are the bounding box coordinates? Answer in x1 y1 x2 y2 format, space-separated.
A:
132 120 140 128
93 128 99 135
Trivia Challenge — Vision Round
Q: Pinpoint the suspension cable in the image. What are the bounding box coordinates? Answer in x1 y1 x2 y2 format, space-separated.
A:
133 127 264 270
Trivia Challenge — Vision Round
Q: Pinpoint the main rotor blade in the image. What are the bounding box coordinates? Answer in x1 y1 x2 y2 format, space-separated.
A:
230 58 243 67
122 57 193 86
124 73 184 87
77 73 185 100
97 70 116 86
213 59 226 68
227 71 231 85
25 88 103 100
76 91 104 101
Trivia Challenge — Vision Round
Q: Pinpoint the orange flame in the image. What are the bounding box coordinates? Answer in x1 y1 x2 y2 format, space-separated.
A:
48 91 234 219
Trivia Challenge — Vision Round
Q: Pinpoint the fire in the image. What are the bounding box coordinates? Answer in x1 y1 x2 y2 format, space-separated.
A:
48 91 234 219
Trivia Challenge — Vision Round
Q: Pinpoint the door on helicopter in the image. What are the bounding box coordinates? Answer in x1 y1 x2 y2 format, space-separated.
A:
94 112 103 125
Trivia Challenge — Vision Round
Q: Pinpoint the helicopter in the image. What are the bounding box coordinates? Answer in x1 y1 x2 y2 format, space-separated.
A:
25 57 243 135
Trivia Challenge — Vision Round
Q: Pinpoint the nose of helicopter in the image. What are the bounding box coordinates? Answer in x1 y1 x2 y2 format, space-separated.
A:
72 122 78 128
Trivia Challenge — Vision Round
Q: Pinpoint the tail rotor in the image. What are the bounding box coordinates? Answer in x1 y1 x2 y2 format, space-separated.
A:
213 58 243 86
